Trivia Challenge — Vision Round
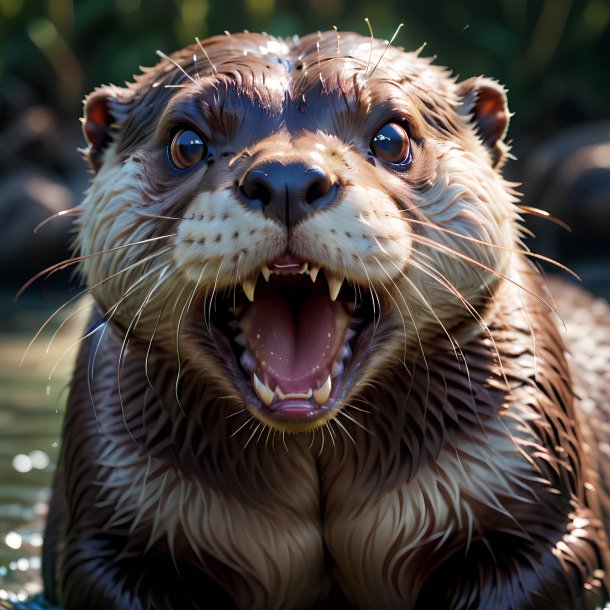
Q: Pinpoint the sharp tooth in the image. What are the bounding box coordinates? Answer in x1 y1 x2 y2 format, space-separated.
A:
253 372 274 406
234 333 247 347
340 343 352 360
327 275 342 301
309 266 320 283
276 385 313 400
313 374 332 405
331 360 344 378
242 278 256 302
240 349 256 372
261 265 271 282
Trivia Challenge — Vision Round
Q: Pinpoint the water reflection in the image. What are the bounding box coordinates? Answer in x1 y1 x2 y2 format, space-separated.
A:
0 292 85 608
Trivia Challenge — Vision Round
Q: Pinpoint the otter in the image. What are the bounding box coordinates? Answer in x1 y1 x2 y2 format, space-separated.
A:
41 31 610 609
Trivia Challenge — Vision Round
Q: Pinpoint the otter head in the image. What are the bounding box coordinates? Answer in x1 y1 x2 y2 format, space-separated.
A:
78 32 515 434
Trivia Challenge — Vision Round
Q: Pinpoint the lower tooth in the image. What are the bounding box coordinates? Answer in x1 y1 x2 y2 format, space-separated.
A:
313 374 332 405
340 344 352 359
240 350 257 371
253 372 275 406
331 360 344 379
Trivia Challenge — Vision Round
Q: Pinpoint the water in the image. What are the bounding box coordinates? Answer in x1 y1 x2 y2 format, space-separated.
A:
0 291 83 608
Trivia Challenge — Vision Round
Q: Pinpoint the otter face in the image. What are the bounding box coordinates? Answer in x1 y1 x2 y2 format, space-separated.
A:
78 32 516 433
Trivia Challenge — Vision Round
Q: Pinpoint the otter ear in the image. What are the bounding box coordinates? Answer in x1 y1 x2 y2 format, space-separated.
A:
82 85 133 172
457 77 510 169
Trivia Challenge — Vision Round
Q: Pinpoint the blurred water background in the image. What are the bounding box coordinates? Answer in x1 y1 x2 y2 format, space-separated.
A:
0 0 609 605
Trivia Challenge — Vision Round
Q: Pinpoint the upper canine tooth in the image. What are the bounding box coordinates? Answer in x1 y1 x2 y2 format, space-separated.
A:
242 278 256 302
261 265 271 282
309 266 320 283
313 374 332 405
253 372 274 406
327 275 342 301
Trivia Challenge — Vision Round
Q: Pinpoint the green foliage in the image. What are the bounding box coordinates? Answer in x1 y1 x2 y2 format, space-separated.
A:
0 0 609 136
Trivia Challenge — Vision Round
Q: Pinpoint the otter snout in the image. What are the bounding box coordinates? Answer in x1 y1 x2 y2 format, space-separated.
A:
237 160 340 228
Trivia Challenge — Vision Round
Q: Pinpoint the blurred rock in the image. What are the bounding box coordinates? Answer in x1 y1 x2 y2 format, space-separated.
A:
519 120 610 299
0 99 86 293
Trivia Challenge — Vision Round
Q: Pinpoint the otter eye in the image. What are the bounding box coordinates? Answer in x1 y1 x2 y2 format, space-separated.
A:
169 128 208 170
370 123 412 167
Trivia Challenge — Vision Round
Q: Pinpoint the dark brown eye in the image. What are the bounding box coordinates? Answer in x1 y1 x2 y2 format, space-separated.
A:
370 123 412 166
169 128 208 170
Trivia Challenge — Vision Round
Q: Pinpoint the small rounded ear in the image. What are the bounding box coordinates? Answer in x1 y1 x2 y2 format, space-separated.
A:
82 85 132 172
457 77 510 169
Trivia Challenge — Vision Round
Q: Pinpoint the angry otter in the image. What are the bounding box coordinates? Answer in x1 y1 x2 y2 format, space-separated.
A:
42 31 610 609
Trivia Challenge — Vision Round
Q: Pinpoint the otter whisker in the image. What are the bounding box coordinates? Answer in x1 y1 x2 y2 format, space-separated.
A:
373 256 425 375
230 413 255 439
145 293 170 395
86 320 107 432
318 426 325 457
205 260 224 336
47 258 172 385
327 420 337 449
333 416 356 446
368 22 403 79
364 17 374 78
412 233 560 320
117 265 172 440
45 298 95 355
339 408 370 434
405 217 579 280
517 205 572 232
195 37 217 75
225 408 246 419
355 254 381 334
343 400 371 414
33 205 81 234
332 25 340 55
133 211 185 222
174 268 205 415
307 429 316 451
156 50 202 90
386 258 465 370
411 255 510 391
254 422 267 448
16 233 177 301
281 430 290 454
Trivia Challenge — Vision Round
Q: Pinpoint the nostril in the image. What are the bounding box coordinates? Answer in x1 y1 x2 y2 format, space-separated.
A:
239 173 273 207
243 181 272 206
305 177 332 204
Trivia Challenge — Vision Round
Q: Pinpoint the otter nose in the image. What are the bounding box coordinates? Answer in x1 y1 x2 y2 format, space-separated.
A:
238 161 338 228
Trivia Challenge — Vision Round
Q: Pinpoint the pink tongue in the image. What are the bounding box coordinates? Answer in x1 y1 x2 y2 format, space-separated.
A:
241 294 348 393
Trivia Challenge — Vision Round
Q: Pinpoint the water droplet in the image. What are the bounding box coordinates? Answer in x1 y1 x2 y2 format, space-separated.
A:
12 454 32 473
29 533 43 547
5 532 22 550
28 450 50 470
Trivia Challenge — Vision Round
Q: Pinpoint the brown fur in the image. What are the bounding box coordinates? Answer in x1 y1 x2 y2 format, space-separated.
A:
43 32 610 609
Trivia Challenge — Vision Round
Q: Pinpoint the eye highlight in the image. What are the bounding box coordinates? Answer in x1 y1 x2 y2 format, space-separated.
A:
370 123 412 167
169 128 208 171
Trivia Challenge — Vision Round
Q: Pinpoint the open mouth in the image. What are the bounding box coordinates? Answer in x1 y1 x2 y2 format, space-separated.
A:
207 254 377 431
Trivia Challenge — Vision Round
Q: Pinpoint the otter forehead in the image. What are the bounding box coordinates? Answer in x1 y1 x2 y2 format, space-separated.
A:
113 31 459 157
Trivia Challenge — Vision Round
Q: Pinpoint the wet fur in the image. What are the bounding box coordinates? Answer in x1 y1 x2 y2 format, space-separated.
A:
42 32 610 609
